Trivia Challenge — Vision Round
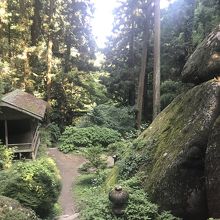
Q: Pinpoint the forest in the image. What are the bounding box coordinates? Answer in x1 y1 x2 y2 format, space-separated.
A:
0 0 220 219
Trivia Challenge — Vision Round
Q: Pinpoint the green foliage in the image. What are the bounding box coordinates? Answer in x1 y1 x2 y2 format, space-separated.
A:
74 173 115 220
78 162 94 174
74 174 179 220
114 139 156 180
103 166 119 192
51 203 62 218
193 0 220 47
0 158 61 218
161 80 183 95
160 80 188 110
0 144 14 170
0 196 40 220
161 0 196 80
50 71 109 128
39 123 61 152
77 187 114 220
47 122 61 143
38 127 53 155
0 0 100 129
37 127 54 158
159 211 181 220
107 140 131 159
85 146 107 171
78 104 136 135
125 189 159 219
0 79 4 100
102 0 144 106
118 152 146 179
59 126 121 153
120 177 180 220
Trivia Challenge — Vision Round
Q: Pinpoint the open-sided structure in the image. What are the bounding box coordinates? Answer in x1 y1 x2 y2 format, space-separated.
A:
0 90 47 159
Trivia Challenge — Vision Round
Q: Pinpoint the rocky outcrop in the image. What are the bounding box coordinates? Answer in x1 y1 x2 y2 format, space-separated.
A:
182 25 220 84
206 116 220 218
136 80 220 219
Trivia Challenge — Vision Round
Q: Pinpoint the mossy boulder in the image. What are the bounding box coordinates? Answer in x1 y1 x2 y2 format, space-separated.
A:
0 196 40 220
182 25 220 84
206 115 220 218
136 80 220 219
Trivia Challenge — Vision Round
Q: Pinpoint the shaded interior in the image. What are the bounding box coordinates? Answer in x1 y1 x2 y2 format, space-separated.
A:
0 119 35 144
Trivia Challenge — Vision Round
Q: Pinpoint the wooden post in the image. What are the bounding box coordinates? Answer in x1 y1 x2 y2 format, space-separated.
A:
4 120 8 146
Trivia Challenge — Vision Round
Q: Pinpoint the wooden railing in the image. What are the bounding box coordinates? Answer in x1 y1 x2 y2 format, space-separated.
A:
31 126 41 159
8 143 32 152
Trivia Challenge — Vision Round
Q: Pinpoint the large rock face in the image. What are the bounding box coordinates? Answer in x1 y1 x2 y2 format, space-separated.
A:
181 25 220 84
136 80 220 219
206 116 220 218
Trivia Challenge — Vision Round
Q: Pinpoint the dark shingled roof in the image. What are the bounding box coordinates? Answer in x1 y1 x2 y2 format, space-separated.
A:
1 89 48 120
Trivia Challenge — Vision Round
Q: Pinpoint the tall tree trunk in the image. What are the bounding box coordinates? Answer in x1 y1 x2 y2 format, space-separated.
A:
143 71 150 121
64 33 71 73
31 0 41 46
8 21 11 59
128 14 135 106
46 38 53 102
153 0 161 120
136 18 150 129
23 47 32 92
19 0 32 91
183 0 196 59
7 0 11 59
46 0 55 102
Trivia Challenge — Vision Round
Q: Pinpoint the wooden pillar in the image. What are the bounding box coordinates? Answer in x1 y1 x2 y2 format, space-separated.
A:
4 120 8 146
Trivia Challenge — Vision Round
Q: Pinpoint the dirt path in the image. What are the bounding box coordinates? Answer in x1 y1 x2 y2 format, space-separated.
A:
47 148 85 220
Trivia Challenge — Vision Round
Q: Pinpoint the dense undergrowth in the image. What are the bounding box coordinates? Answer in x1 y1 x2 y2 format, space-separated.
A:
0 129 61 220
76 104 136 135
74 172 180 220
57 105 180 219
0 158 61 219
59 126 121 153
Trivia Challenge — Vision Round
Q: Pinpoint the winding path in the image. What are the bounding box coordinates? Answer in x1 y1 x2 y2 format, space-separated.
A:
47 148 85 220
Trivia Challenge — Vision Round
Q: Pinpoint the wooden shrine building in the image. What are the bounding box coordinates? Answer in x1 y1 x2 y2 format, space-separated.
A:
0 90 47 159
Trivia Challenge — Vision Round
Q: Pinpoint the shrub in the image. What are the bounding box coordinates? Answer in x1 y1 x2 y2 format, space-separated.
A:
0 144 14 170
107 140 131 158
0 196 40 220
75 174 179 220
0 158 61 218
116 138 156 179
118 151 146 179
77 104 136 135
79 187 115 220
85 146 107 171
39 127 52 148
47 122 61 143
119 177 179 220
59 126 121 153
78 162 93 174
160 80 189 110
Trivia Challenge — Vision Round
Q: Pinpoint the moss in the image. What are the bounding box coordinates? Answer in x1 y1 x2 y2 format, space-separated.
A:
182 25 220 84
135 80 220 193
102 166 119 192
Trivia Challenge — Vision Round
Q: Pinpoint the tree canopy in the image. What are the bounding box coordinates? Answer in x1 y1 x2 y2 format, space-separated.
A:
0 0 219 126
